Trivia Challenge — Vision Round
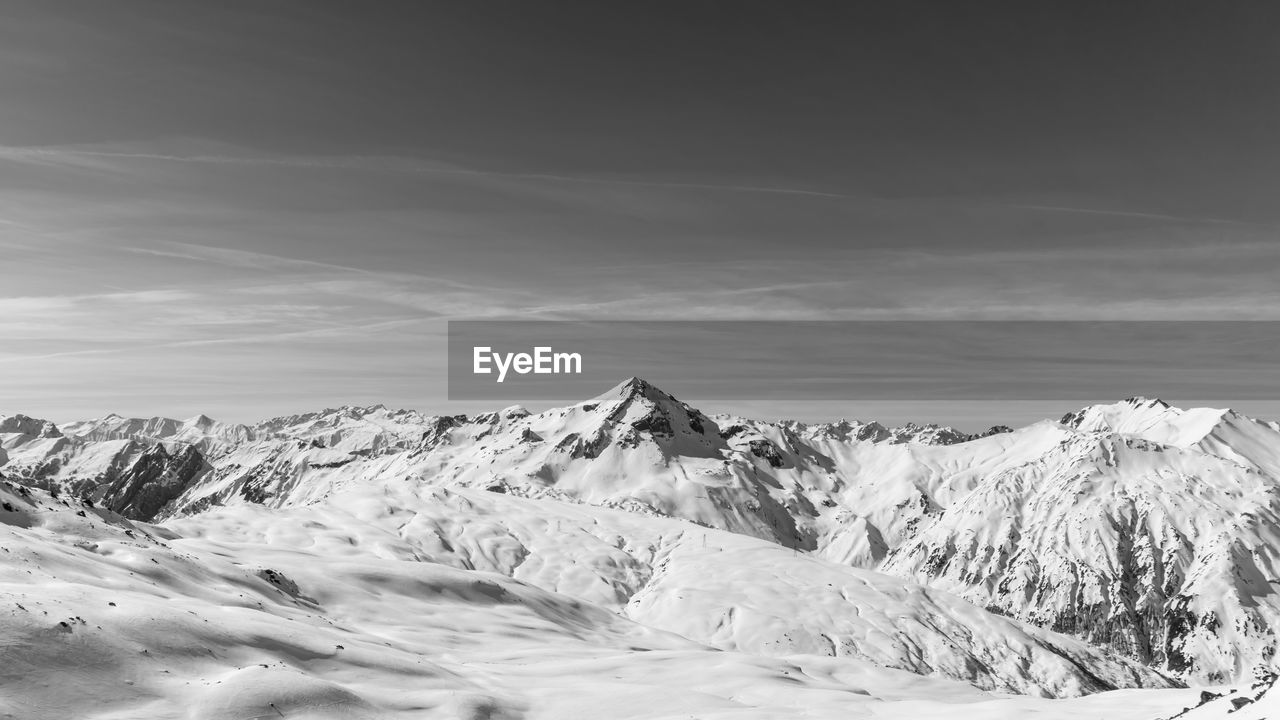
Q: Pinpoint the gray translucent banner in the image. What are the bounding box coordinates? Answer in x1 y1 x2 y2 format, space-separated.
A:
447 321 1279 401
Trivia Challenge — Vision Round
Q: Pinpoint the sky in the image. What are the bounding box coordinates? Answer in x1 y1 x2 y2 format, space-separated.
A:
1 1 1279 429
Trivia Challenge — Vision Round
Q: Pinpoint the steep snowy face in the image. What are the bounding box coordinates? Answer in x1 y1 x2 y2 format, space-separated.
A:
1062 397 1241 449
552 376 728 462
0 414 63 468
1058 397 1280 474
883 403 1280 684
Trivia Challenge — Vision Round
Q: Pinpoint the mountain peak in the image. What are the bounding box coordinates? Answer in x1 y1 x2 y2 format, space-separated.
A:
1124 396 1170 408
576 377 720 448
184 414 217 429
1053 397 1267 453
0 413 62 438
499 405 530 419
619 376 658 394
1060 397 1179 430
593 377 680 405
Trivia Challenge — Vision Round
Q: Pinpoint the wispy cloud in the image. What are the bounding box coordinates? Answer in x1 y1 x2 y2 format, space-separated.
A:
122 242 382 276
159 316 431 349
8 143 1269 232
0 289 194 314
0 146 370 172
122 241 524 296
0 144 858 199
0 347 120 364
1004 203 1271 228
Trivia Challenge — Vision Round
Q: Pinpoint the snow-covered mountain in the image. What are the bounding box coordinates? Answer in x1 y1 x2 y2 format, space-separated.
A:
5 381 1280 701
882 398 1280 684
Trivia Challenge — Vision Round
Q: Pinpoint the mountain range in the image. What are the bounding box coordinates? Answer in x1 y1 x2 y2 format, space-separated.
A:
5 378 1278 718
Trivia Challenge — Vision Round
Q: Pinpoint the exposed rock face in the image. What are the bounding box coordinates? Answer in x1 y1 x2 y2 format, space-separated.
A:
255 567 315 603
420 414 466 448
597 377 724 453
783 418 977 446
748 439 786 468
887 422 972 445
0 423 210 521
978 424 1014 438
100 443 208 521
562 429 611 460
629 409 674 437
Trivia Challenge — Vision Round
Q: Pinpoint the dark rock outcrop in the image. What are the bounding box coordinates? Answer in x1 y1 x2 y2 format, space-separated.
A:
100 444 208 521
748 439 786 468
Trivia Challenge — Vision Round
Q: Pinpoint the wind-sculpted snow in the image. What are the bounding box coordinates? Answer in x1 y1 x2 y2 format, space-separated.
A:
4 383 1280 690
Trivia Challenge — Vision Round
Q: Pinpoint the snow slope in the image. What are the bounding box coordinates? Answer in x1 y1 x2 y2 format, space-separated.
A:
166 482 1173 697
1 477 1196 719
1156 671 1280 719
